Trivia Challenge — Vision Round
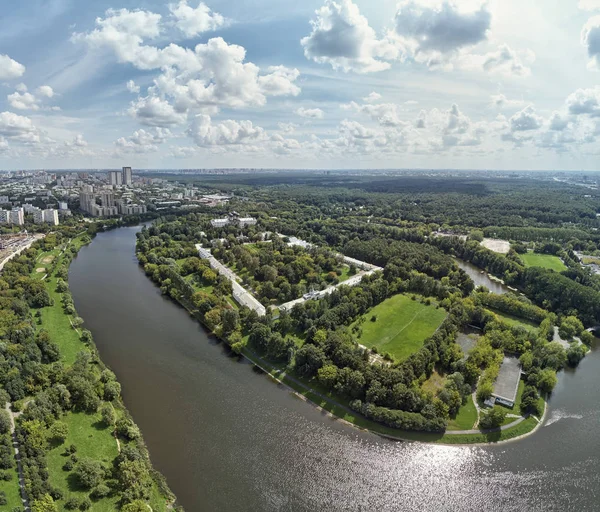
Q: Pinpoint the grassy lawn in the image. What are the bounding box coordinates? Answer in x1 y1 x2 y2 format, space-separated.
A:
447 395 478 431
46 411 121 511
487 308 539 332
0 458 22 510
422 370 446 395
353 295 447 361
520 252 567 271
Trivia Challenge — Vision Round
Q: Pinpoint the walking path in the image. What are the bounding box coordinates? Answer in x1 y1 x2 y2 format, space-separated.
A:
4 402 30 511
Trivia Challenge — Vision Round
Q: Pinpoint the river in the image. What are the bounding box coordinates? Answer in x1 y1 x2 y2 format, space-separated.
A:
69 227 600 512
455 259 512 294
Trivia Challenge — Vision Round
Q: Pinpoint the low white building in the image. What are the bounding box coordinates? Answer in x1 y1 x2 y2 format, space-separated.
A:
238 217 257 227
211 218 230 228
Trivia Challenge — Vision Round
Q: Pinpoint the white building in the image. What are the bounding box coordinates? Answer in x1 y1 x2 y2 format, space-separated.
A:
122 166 133 186
109 171 123 186
10 209 24 226
59 202 69 210
33 209 44 224
43 209 59 226
211 218 230 228
238 217 257 227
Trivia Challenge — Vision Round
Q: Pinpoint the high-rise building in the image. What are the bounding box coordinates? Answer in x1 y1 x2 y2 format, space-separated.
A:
0 210 8 224
99 192 115 208
10 209 24 226
33 209 44 224
79 192 96 215
122 166 133 186
43 209 59 226
109 171 123 186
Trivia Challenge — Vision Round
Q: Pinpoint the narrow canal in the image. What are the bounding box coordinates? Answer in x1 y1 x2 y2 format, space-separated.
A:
69 226 600 512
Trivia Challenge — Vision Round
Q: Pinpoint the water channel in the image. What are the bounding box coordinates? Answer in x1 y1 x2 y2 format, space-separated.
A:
69 226 600 512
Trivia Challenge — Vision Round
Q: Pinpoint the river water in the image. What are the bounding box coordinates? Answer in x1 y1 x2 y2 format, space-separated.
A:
455 259 511 294
69 227 600 512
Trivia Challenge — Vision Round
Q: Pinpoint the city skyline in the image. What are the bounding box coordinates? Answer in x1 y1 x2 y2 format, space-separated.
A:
0 1 600 171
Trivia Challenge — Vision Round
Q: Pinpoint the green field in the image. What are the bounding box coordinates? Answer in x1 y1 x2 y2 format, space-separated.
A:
520 252 567 271
354 294 447 361
447 395 479 431
487 308 539 332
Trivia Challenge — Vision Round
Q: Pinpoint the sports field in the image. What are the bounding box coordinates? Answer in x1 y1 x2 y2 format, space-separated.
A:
520 252 566 271
355 294 447 361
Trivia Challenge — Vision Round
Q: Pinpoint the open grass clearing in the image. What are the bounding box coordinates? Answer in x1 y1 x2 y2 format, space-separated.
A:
487 308 539 332
0 461 22 511
447 395 478 431
353 294 447 361
520 252 567 272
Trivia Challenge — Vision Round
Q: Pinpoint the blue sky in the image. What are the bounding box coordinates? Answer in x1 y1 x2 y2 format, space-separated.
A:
0 0 600 170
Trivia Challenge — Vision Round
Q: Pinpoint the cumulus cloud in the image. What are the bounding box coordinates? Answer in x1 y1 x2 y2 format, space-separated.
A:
128 96 188 127
116 127 171 153
37 86 54 98
566 86 600 117
509 106 543 132
75 12 300 120
343 101 406 127
72 8 162 67
301 0 401 73
188 115 266 146
0 111 40 142
8 92 40 111
0 54 26 80
363 92 382 103
296 107 324 119
394 0 491 54
127 80 141 94
65 134 88 148
169 1 226 37
549 112 569 131
581 16 600 69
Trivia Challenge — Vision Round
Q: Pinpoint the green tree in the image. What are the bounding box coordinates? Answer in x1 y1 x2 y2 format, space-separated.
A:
121 501 150 512
222 309 240 334
317 364 338 388
100 403 116 427
74 458 104 490
31 494 58 512
479 406 506 429
0 410 10 435
537 368 558 394
47 421 69 444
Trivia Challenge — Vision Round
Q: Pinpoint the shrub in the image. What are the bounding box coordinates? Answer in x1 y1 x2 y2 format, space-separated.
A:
90 483 110 499
63 461 73 471
79 497 92 510
64 498 80 510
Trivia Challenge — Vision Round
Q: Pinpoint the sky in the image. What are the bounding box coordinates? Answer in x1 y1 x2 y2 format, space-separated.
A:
0 0 600 170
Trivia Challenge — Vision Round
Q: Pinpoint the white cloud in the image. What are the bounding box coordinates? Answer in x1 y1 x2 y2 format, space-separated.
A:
481 44 534 76
75 12 301 115
579 0 600 11
394 1 491 54
581 16 600 70
188 114 266 146
72 8 163 68
116 127 171 153
169 1 226 38
65 134 88 147
128 96 188 126
509 105 543 131
296 107 324 119
301 0 401 73
36 86 55 98
363 92 382 103
127 80 141 94
0 112 40 142
0 54 26 80
490 94 526 109
549 112 569 131
8 92 40 111
566 86 600 117
277 122 298 133
15 83 28 93
344 101 406 127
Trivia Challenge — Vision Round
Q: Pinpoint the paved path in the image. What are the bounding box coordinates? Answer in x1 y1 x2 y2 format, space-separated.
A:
446 415 528 435
5 402 30 511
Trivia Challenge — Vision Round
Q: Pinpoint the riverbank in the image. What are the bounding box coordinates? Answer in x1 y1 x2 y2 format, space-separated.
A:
28 233 178 510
